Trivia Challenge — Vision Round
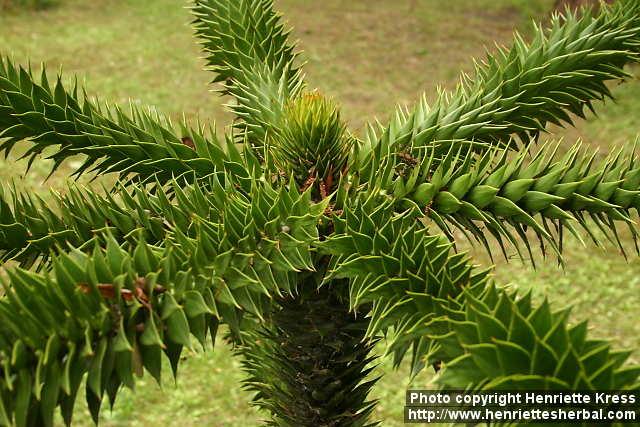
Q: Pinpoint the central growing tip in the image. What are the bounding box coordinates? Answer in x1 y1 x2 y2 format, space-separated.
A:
270 92 352 198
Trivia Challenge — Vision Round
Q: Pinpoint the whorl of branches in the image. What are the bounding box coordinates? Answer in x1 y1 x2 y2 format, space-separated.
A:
0 0 639 425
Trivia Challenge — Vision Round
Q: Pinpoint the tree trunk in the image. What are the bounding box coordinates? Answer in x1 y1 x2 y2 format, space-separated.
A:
240 277 378 426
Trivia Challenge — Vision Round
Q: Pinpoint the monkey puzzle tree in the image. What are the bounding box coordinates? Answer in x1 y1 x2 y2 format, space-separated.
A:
0 0 639 425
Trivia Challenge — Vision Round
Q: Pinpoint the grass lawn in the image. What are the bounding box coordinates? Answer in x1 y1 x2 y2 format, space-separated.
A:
1 0 639 425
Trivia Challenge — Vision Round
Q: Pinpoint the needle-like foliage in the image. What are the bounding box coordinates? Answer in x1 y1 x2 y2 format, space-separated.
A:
0 1 639 426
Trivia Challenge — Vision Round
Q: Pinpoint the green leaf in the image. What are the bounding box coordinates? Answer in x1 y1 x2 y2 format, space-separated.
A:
502 178 534 202
434 191 463 214
166 308 191 347
40 362 62 427
468 185 499 208
14 370 31 427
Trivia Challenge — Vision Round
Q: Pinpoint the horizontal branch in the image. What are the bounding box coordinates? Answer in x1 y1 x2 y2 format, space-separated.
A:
358 0 640 184
390 142 640 261
0 57 227 183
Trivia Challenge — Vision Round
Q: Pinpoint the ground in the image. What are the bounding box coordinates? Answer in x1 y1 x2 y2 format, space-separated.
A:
0 0 639 425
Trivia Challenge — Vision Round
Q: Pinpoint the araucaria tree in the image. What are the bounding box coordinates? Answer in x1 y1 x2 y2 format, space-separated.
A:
0 1 639 425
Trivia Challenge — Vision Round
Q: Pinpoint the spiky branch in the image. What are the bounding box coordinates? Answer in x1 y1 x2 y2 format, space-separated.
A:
383 141 640 260
319 198 640 391
358 0 640 183
430 284 640 391
191 0 305 147
0 179 325 426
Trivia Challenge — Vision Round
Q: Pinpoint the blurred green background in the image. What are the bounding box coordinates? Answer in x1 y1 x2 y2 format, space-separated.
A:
1 0 639 425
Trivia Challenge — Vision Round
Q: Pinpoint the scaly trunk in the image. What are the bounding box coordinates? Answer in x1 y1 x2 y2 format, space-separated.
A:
240 277 379 426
